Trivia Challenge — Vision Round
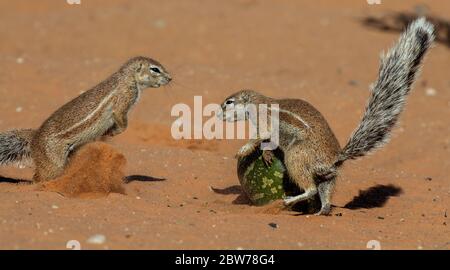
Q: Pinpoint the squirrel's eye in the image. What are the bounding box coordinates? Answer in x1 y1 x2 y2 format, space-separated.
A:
225 99 234 105
150 67 161 73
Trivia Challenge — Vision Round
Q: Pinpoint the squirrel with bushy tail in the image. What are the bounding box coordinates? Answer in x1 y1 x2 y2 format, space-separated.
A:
220 18 435 215
0 56 171 182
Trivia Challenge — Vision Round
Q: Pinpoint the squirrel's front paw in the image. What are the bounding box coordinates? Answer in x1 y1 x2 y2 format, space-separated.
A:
103 126 118 137
235 143 256 159
103 131 115 137
262 150 274 167
104 125 124 137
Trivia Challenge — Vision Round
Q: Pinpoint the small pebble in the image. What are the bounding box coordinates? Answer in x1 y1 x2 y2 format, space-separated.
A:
425 88 437 96
16 57 25 64
268 223 278 229
51 205 59 209
16 107 23 113
348 80 359 86
153 19 166 29
87 234 106 245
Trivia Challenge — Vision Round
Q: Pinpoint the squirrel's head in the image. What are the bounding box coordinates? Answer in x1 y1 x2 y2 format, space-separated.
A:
122 56 172 89
218 90 266 122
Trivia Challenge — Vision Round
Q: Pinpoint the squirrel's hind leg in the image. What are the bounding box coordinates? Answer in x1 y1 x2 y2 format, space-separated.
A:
316 179 336 216
284 188 317 206
283 149 318 206
31 139 68 182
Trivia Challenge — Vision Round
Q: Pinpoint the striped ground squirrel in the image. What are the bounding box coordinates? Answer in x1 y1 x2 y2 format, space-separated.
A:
0 56 172 182
219 18 435 215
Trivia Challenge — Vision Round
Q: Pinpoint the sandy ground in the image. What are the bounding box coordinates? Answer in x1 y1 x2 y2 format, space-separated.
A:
0 0 449 250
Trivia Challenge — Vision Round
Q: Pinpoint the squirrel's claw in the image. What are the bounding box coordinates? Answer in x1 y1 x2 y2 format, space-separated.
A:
262 150 274 167
283 196 299 206
315 205 332 216
235 143 256 159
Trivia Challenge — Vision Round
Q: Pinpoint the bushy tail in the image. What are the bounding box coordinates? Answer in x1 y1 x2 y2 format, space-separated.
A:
0 129 36 166
336 18 435 166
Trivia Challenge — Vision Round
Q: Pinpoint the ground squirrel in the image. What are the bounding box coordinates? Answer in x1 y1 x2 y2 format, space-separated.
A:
0 56 172 182
219 18 435 215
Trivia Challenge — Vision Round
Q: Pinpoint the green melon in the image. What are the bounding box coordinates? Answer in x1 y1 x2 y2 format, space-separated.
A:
237 148 321 213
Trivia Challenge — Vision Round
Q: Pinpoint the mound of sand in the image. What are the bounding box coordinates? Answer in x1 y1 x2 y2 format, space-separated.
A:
39 142 126 198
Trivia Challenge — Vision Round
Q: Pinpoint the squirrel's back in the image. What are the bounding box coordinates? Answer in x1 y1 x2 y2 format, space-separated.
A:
276 98 341 161
38 72 121 137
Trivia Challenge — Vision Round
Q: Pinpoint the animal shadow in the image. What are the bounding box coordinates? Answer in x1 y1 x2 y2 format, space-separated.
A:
211 185 251 205
362 12 450 47
0 175 30 184
344 184 403 210
124 175 166 184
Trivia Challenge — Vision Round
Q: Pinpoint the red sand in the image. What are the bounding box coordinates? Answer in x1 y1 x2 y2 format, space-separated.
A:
0 0 449 250
38 142 126 198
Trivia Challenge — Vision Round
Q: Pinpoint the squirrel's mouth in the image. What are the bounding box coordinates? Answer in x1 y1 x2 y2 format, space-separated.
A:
154 78 171 87
151 82 163 88
216 108 231 122
219 109 241 122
